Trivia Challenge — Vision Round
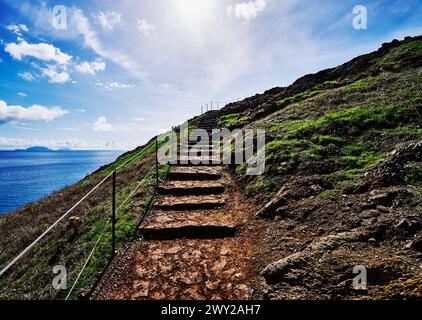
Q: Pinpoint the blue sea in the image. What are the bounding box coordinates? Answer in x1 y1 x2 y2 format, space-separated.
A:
0 151 123 215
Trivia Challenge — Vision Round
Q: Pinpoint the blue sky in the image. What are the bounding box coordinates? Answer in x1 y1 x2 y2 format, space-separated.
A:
0 0 421 150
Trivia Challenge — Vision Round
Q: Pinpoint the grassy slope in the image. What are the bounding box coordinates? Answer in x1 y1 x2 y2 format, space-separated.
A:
217 36 422 299
221 37 422 201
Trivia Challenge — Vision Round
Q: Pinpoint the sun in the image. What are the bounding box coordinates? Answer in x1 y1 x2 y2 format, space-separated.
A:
175 0 215 26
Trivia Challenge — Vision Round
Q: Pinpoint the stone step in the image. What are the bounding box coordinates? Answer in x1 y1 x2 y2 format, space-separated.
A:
155 195 226 211
140 225 236 240
178 153 221 159
167 166 223 181
187 139 213 145
181 145 216 150
158 180 225 196
139 211 236 240
179 149 221 156
176 156 222 166
187 141 213 146
185 146 215 151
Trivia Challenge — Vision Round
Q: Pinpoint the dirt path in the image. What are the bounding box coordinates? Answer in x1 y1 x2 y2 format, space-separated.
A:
93 114 269 300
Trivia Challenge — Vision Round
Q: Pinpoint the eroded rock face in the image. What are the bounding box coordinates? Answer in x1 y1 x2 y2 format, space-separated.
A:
362 142 422 189
255 176 333 219
261 229 369 283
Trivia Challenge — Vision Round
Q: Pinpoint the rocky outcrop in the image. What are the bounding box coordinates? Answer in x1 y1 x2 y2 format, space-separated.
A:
255 176 332 219
352 142 422 193
261 228 369 283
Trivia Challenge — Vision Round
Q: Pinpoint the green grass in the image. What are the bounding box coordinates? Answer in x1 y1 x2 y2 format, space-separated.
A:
270 103 414 139
344 77 377 93
379 127 422 138
314 135 346 146
219 113 250 127
326 169 361 190
318 189 339 198
277 89 326 108
245 175 276 199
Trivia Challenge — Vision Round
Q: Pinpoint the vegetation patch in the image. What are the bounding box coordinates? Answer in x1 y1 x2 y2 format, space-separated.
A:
219 113 250 127
276 89 326 108
344 76 377 93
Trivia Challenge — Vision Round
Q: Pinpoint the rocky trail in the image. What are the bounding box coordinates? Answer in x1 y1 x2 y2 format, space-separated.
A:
93 112 268 300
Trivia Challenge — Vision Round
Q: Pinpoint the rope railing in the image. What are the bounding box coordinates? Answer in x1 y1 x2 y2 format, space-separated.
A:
0 171 114 278
0 137 166 296
64 161 164 300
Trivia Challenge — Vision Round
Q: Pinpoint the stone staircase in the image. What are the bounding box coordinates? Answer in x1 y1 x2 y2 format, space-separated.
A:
139 111 237 240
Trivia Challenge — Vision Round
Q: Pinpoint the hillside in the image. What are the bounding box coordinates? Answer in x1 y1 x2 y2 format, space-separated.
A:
0 35 421 300
218 35 422 299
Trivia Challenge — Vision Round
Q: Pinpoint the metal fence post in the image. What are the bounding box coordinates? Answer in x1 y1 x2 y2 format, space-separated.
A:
155 137 159 188
111 170 116 256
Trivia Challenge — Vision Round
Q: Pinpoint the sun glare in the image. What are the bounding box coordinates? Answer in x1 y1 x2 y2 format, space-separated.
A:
176 0 215 26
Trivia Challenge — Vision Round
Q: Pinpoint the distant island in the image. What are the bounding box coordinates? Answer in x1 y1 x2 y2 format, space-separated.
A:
14 147 72 152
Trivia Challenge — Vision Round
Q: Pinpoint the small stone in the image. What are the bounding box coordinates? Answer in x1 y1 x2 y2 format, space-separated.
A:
223 268 236 277
396 218 409 229
361 202 376 210
132 281 149 298
376 205 389 213
368 191 397 206
236 284 249 292
165 246 183 254
368 238 378 245
411 238 422 252
404 241 413 250
220 247 230 256
206 280 220 290
234 272 243 279
212 257 227 272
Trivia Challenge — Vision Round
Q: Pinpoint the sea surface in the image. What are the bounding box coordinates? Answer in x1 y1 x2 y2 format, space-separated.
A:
0 150 122 215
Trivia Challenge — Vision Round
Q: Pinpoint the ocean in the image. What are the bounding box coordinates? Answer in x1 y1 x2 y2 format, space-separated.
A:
0 150 122 215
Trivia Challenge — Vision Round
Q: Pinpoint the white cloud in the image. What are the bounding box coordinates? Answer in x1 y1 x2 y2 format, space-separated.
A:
18 71 36 81
137 18 154 35
0 136 127 150
227 0 267 21
0 100 67 123
5 40 72 65
95 81 135 91
93 116 116 131
10 125 40 131
75 108 86 113
95 11 122 30
72 9 144 78
17 92 28 97
6 24 29 40
75 59 106 75
40 66 71 84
